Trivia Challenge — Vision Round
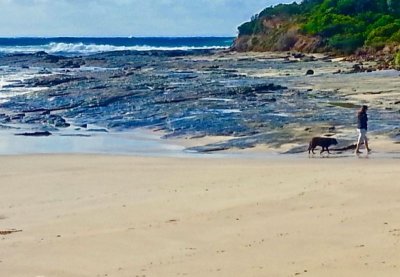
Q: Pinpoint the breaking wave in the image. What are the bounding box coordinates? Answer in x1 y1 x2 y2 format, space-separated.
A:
0 41 230 56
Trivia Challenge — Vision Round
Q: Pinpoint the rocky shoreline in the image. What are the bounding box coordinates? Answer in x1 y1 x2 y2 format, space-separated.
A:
0 49 399 154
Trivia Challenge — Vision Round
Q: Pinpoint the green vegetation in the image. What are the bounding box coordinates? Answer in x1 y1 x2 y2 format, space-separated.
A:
238 0 400 54
395 51 400 69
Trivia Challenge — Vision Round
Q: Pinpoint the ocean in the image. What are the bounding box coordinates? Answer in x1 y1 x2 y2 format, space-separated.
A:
0 37 234 56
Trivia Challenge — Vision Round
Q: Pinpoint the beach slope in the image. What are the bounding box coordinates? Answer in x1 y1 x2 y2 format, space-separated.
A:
0 155 399 277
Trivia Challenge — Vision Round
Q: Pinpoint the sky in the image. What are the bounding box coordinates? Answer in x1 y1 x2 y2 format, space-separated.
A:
0 0 295 37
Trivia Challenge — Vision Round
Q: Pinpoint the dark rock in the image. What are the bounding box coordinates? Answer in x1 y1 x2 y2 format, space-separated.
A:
22 108 49 113
306 69 314 75
87 128 108 133
38 69 52 74
3 82 24 88
0 114 11 123
34 51 48 57
47 115 70 128
186 145 231 153
10 113 25 120
15 131 52 137
351 64 364 73
59 60 81 68
292 53 305 59
301 56 316 62
90 85 108 90
60 134 91 137
44 55 61 63
26 75 88 87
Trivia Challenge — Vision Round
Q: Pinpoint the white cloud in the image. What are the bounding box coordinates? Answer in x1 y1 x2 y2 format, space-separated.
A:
0 0 294 36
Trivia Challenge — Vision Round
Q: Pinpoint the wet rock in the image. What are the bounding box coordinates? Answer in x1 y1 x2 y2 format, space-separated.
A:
38 69 52 74
10 113 25 120
59 59 85 68
229 83 286 96
350 64 364 73
301 56 316 62
3 81 24 88
0 114 11 123
87 128 108 133
15 131 52 137
306 69 314 75
46 115 70 128
22 114 45 124
292 53 305 59
34 51 48 57
0 49 398 153
44 55 61 63
186 144 231 153
60 134 91 137
26 75 88 87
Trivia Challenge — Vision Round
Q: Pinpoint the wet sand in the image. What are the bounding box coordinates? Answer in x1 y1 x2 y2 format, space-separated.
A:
1 154 399 277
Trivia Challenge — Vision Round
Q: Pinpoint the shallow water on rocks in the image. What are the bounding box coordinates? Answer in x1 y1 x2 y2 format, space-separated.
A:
0 50 399 155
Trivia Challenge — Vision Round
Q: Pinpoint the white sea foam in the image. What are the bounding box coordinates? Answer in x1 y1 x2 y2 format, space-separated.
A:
0 67 49 103
0 42 229 56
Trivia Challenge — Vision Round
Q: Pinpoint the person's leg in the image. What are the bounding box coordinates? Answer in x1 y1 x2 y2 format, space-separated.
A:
364 133 371 152
355 129 363 153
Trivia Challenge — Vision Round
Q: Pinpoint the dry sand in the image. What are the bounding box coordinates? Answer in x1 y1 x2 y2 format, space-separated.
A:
1 154 399 277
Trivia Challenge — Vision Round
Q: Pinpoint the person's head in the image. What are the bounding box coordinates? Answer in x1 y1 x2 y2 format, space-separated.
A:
359 105 368 113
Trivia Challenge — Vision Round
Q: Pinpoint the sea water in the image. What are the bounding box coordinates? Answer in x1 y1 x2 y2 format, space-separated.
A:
0 37 234 56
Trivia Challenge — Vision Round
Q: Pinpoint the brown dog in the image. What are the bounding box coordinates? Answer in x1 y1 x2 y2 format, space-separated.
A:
308 137 338 154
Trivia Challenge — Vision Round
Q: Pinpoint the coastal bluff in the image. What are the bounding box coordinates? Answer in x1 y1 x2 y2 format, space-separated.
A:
232 0 400 68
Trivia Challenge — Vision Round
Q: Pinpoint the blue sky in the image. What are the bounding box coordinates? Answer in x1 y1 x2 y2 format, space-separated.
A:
0 0 295 37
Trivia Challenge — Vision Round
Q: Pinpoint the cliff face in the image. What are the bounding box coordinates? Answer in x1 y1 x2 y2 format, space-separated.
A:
233 0 400 56
233 17 324 53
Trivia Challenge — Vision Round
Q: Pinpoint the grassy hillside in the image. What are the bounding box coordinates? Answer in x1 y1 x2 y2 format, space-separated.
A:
235 0 400 55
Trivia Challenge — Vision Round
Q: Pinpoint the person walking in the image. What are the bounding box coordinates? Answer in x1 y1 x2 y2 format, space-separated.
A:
355 105 371 154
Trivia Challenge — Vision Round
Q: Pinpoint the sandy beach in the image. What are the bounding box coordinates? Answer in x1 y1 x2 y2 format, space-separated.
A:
1 154 399 277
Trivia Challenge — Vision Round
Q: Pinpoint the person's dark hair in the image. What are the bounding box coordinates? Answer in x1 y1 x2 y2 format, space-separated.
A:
358 105 368 114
